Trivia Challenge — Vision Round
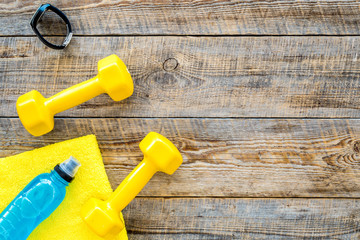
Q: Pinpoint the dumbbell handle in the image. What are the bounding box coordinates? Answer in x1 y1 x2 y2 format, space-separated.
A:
107 157 156 213
45 76 102 115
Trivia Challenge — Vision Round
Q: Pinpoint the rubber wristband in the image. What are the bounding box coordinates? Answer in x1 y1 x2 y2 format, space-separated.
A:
30 3 73 50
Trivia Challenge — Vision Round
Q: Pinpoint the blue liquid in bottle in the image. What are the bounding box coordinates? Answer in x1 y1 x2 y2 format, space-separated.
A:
0 157 80 240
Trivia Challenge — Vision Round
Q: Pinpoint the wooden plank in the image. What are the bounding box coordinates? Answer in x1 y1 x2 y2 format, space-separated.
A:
1 36 360 118
2 118 360 198
1 1 360 36
123 198 360 239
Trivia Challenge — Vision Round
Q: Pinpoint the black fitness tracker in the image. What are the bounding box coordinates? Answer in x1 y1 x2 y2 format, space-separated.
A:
30 3 73 50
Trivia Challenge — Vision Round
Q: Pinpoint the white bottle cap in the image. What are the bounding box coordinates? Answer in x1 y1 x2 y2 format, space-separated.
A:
59 156 81 178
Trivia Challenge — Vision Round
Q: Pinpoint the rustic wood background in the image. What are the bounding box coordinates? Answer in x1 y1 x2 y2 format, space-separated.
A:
1 0 360 239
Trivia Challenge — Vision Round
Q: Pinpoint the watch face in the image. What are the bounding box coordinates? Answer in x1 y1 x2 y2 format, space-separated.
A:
30 4 72 50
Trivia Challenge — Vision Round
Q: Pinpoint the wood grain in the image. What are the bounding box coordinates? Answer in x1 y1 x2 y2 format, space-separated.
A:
123 198 360 239
2 1 360 238
2 118 360 197
1 0 360 36
2 36 360 118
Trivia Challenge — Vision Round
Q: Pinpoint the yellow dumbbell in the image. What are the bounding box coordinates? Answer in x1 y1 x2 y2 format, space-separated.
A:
81 132 183 238
16 54 133 136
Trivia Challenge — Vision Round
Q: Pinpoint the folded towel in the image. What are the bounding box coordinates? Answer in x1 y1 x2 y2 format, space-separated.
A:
0 135 127 240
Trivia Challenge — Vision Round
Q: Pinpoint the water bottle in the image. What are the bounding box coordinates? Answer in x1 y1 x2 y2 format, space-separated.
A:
0 157 81 240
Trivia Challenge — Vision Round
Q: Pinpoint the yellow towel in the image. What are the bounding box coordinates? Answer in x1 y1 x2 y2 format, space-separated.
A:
0 135 127 240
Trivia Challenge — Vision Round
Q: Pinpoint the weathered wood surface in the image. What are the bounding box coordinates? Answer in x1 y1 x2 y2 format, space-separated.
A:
124 198 360 239
1 0 360 36
2 118 360 198
2 1 360 238
2 36 360 118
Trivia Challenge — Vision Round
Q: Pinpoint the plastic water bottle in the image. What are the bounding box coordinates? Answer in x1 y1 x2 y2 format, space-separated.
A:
0 157 81 240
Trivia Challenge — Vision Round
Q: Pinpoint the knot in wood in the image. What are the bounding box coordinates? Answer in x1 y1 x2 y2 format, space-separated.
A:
163 58 178 71
353 141 360 153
